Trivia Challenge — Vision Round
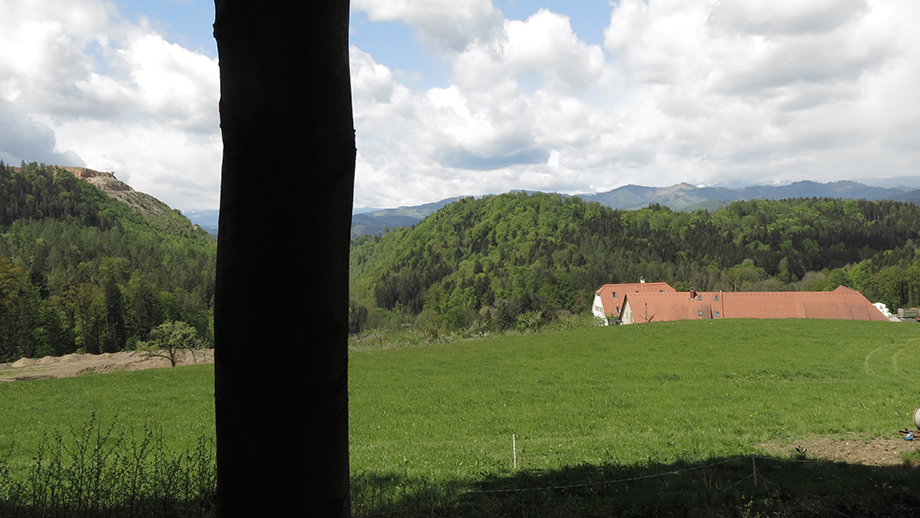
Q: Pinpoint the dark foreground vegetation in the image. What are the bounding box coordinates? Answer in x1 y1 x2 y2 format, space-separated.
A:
352 457 920 517
350 192 920 336
0 415 216 518
0 162 216 363
4 419 916 517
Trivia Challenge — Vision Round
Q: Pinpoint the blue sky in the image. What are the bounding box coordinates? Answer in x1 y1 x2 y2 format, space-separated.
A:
2 0 920 212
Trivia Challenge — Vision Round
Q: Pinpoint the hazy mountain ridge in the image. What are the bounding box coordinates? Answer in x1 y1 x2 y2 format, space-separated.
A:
351 180 920 237
350 196 468 237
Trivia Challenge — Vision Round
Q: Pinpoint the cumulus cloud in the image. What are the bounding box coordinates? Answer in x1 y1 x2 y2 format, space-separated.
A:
707 0 870 36
5 0 920 211
352 0 503 53
0 0 220 211
0 101 85 167
347 0 920 207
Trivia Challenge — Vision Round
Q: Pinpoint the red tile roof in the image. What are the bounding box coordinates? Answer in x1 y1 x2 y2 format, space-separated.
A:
594 282 675 318
620 292 716 324
610 284 888 324
720 286 888 321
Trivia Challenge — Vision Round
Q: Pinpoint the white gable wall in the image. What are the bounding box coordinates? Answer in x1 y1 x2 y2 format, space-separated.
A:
592 293 609 325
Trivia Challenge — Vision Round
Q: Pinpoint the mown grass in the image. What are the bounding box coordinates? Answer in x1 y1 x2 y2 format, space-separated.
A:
349 319 920 479
1 319 919 516
0 365 215 476
348 318 920 515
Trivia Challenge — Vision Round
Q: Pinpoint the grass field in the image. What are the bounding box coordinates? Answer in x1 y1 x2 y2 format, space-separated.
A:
2 319 920 516
350 319 920 477
0 365 215 483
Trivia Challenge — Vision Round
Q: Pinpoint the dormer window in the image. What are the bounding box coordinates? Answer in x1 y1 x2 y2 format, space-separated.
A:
613 292 617 298
714 294 719 301
697 295 702 301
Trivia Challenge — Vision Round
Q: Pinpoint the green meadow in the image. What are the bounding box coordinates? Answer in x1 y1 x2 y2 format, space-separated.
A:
349 319 920 475
2 319 920 516
0 366 215 474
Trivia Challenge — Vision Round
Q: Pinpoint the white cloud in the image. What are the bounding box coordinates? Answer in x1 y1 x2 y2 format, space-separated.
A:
5 0 920 212
347 0 920 207
352 0 503 53
456 10 605 93
707 0 870 36
0 0 220 211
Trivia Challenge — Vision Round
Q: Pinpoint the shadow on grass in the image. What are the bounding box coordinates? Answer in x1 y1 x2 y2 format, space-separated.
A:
352 454 920 517
4 413 918 517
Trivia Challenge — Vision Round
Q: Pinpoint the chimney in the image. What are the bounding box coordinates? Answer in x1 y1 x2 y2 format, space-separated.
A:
639 277 645 284
689 288 697 300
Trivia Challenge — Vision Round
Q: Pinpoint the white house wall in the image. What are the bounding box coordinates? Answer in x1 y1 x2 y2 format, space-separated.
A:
592 293 609 325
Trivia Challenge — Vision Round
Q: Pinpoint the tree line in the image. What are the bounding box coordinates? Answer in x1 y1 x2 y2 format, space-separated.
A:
350 192 920 334
0 162 216 362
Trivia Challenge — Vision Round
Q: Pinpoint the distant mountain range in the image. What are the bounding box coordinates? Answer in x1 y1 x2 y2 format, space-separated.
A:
183 209 219 237
350 180 920 237
186 180 920 239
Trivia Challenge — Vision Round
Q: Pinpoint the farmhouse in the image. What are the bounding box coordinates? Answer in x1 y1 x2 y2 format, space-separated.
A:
592 281 675 321
593 283 888 324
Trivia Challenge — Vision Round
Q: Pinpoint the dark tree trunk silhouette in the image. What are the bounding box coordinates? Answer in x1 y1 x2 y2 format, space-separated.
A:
213 1 354 516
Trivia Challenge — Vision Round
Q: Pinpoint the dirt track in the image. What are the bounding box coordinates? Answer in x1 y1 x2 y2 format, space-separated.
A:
759 436 920 467
0 349 213 382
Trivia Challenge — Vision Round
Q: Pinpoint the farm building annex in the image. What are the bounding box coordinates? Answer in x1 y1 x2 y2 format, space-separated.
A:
593 282 889 325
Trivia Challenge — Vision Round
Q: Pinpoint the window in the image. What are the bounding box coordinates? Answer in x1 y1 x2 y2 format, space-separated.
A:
714 311 720 318
615 306 620 312
612 292 617 298
697 295 702 301
714 295 719 301
697 310 703 316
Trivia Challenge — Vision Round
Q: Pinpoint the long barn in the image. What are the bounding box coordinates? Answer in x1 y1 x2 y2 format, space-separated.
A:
593 283 889 325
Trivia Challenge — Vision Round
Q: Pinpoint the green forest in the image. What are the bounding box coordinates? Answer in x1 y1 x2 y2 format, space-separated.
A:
0 162 216 362
2 161 918 362
350 192 920 334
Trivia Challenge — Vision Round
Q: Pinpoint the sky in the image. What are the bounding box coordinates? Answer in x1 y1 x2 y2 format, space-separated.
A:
2 0 920 212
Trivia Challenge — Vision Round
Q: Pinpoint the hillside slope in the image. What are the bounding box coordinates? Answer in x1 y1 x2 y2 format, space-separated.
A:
51 166 210 237
350 193 920 333
352 181 920 236
0 161 216 362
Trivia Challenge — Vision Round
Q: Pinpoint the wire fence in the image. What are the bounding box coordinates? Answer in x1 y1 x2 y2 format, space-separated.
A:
464 453 827 495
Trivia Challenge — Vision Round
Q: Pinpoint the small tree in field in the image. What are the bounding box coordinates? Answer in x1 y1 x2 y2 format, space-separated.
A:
138 321 202 367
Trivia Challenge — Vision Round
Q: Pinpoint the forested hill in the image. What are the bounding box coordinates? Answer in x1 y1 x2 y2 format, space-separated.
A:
0 161 216 362
351 180 920 237
350 192 920 333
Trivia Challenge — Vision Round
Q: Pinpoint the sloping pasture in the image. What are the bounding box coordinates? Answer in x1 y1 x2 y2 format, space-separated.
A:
350 319 920 478
1 319 919 515
348 319 920 515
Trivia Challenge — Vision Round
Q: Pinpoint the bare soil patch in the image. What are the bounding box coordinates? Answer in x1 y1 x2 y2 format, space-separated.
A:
759 435 920 467
0 349 213 382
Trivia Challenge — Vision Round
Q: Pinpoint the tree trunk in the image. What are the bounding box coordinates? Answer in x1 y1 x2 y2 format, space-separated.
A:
213 1 354 516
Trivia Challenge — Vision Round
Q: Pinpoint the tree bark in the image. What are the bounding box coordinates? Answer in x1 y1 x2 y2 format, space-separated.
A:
213 1 353 516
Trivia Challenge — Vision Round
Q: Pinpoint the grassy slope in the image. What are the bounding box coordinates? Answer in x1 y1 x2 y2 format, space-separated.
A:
2 319 919 514
348 319 920 481
0 365 214 474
